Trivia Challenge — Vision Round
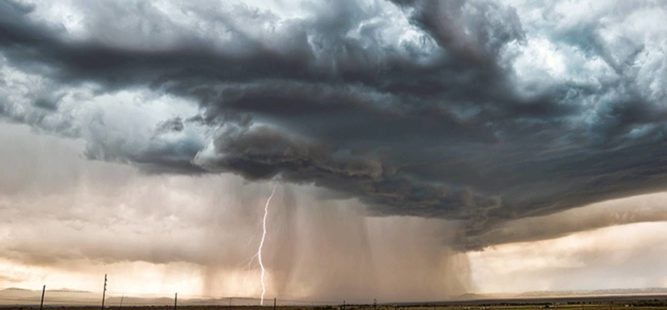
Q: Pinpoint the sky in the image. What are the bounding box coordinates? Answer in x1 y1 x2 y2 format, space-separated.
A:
0 0 666 303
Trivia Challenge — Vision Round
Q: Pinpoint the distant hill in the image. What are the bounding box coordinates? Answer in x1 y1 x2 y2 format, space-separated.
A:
516 287 667 297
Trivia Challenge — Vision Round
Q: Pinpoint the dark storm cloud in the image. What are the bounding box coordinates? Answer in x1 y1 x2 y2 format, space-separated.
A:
1 0 666 248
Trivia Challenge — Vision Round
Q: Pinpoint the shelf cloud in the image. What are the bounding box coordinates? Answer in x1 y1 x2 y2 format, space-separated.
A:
1 0 666 249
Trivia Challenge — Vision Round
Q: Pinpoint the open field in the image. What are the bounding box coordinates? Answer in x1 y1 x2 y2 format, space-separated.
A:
0 305 667 310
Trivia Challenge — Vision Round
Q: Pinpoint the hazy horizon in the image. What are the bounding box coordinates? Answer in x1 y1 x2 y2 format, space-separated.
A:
2 284 667 304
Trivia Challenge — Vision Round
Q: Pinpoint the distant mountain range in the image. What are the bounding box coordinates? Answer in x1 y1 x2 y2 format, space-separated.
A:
516 287 667 297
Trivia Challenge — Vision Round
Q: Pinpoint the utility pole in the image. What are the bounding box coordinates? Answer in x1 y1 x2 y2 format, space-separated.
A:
273 297 276 310
39 285 46 310
120 295 124 308
228 297 232 310
101 274 107 310
343 300 346 310
174 293 178 310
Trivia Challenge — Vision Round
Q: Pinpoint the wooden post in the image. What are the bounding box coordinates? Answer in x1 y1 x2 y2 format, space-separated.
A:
39 285 45 310
101 274 107 310
174 293 178 310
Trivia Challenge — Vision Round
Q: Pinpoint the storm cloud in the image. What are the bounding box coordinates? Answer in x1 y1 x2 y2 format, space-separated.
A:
1 0 667 248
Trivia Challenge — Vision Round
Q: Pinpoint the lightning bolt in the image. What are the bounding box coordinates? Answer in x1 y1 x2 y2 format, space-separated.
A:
257 184 277 305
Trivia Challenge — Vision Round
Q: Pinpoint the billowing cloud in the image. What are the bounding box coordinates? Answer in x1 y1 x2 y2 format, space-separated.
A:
1 0 667 249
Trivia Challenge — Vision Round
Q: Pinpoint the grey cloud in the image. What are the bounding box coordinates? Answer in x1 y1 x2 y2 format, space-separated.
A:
1 0 666 248
155 117 184 133
398 0 525 59
461 193 667 248
195 125 385 181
